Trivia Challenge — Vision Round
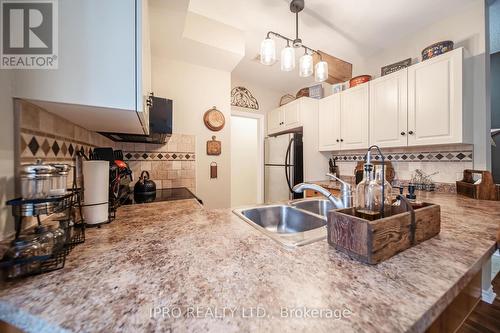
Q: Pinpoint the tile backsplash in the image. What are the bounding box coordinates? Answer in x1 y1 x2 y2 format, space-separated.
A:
331 144 474 185
115 135 196 193
15 99 196 194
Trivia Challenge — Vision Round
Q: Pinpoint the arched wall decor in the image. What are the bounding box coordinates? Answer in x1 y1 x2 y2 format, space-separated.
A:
231 86 259 110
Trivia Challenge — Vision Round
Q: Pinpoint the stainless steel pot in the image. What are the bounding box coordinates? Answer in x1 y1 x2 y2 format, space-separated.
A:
20 160 57 199
49 163 71 196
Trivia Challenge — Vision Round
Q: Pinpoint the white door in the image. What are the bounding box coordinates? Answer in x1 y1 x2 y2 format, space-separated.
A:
369 69 408 148
231 116 260 207
408 48 463 146
283 101 300 128
340 83 369 150
318 94 341 151
267 108 283 134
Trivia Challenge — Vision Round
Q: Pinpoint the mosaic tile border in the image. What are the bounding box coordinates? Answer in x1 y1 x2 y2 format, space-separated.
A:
123 151 196 161
331 151 473 162
20 131 97 160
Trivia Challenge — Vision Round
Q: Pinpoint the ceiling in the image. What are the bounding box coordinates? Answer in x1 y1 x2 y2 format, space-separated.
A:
153 0 481 93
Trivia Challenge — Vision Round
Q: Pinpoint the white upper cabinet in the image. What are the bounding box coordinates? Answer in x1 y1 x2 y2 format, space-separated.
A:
12 0 151 134
407 48 469 146
267 107 283 134
340 83 370 150
267 98 306 136
369 69 408 148
283 101 300 128
318 94 341 151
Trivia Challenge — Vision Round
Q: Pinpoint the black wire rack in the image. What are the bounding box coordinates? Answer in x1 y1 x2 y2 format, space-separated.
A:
1 188 86 280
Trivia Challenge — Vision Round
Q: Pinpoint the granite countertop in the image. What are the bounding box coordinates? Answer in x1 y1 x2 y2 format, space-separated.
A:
1 194 499 333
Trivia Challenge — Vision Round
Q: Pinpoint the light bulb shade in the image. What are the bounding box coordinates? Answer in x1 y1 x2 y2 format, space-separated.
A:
260 38 276 65
315 60 328 82
280 46 295 71
299 54 313 77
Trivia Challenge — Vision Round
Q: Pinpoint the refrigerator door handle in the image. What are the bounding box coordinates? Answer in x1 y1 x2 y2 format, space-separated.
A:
284 138 294 193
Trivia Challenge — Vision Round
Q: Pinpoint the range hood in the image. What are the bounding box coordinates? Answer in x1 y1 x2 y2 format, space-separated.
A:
99 96 173 144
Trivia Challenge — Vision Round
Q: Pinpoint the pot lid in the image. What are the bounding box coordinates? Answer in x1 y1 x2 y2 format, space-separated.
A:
50 163 71 175
20 159 57 178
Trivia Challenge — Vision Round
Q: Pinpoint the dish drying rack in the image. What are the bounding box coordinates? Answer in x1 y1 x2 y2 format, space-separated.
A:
0 188 85 279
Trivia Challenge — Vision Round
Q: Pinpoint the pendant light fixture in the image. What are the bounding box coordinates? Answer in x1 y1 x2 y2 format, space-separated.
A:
259 0 328 82
260 38 276 65
315 60 328 82
281 42 295 71
299 51 313 77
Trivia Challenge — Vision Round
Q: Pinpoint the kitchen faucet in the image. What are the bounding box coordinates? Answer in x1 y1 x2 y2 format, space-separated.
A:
292 174 353 209
326 173 353 209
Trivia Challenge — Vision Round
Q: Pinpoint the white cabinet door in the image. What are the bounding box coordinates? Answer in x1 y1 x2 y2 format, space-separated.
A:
318 94 341 151
340 83 369 150
267 108 283 134
283 101 300 128
408 48 463 146
369 69 408 148
13 0 137 111
137 0 152 132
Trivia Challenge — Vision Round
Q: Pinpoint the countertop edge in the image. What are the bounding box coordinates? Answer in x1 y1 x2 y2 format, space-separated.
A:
0 301 70 333
409 243 497 333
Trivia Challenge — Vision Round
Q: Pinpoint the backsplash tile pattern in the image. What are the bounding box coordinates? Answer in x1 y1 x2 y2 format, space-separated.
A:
331 149 473 163
331 145 474 185
15 100 197 194
114 135 196 193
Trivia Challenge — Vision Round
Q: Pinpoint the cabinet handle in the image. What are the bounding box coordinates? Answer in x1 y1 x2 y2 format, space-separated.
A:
336 139 340 142
340 139 344 142
408 131 414 135
401 131 406 136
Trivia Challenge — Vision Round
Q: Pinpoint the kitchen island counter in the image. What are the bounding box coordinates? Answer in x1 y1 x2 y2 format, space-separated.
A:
0 193 499 333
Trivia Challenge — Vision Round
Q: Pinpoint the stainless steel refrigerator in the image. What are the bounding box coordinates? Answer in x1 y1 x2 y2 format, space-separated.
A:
264 133 303 203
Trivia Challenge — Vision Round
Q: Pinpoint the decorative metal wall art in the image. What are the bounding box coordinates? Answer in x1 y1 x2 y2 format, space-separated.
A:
231 86 259 110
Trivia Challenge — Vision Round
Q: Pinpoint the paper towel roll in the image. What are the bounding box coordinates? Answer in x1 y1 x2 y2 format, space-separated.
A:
82 160 109 225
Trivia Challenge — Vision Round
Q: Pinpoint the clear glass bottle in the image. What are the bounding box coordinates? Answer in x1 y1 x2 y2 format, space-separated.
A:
5 236 41 278
374 166 392 215
50 225 66 251
33 225 55 256
356 164 392 220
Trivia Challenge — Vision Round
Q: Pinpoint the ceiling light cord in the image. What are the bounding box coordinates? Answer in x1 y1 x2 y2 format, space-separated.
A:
295 12 299 41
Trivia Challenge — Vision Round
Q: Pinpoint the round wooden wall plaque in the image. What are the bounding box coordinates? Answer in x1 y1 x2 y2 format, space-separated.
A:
203 106 225 131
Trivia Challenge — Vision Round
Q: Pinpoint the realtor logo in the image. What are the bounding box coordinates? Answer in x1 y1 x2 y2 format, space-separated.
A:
1 0 58 69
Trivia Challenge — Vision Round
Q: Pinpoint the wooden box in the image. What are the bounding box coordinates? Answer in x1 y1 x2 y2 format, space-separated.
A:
327 203 440 264
456 169 498 201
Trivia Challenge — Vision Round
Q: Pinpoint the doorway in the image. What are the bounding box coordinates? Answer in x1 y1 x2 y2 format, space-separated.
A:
230 112 264 207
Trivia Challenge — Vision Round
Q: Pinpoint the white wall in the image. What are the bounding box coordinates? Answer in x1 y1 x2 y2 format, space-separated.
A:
359 0 490 170
231 116 258 207
0 71 15 239
151 57 231 208
230 76 285 117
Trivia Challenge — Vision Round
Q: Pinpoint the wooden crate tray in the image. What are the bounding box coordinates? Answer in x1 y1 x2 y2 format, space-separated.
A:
327 202 440 264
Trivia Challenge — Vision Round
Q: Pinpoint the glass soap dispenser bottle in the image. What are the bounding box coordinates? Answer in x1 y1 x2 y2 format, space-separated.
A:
355 163 378 220
355 146 392 220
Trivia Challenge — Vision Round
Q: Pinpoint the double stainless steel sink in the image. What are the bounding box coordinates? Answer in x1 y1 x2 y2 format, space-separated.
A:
233 198 339 247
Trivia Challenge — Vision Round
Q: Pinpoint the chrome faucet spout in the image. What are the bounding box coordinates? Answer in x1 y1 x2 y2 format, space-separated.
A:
326 173 353 208
292 183 345 208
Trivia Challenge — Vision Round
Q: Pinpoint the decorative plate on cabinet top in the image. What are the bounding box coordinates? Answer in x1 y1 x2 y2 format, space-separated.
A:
203 106 225 131
421 41 454 61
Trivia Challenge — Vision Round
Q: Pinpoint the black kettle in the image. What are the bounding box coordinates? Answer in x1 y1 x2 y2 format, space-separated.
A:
134 171 156 195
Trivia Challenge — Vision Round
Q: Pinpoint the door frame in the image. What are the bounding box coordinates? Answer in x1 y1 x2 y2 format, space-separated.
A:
230 110 265 204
